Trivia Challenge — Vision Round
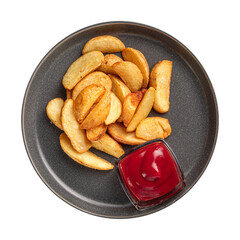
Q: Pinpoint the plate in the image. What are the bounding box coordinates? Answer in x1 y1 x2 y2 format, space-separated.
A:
22 22 218 218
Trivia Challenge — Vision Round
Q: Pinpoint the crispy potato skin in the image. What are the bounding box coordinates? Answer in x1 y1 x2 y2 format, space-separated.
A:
82 35 125 54
150 60 172 113
158 117 172 138
86 124 108 141
80 91 111 129
108 123 146 145
122 90 146 127
122 48 149 88
98 54 123 74
66 90 72 99
61 99 92 153
126 87 155 132
105 92 122 125
91 134 124 158
62 51 104 90
136 117 171 140
112 61 143 91
72 71 112 100
60 133 113 170
46 98 64 130
73 84 105 124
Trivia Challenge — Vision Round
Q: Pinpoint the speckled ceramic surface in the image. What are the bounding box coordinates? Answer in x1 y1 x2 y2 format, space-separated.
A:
22 22 218 218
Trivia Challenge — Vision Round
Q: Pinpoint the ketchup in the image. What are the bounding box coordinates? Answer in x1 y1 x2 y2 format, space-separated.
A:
117 141 185 208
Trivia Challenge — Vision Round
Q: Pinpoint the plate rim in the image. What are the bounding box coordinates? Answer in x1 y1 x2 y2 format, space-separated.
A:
21 21 219 218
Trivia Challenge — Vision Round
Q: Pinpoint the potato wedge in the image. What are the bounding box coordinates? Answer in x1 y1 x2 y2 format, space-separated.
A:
122 48 149 88
82 35 125 54
108 74 131 124
105 92 122 125
91 134 124 158
46 98 64 130
108 123 146 145
126 87 155 132
150 60 172 113
86 124 107 141
112 61 143 91
66 90 72 99
74 84 105 124
80 90 111 129
60 133 113 170
61 99 91 153
98 54 123 74
136 117 171 140
122 90 146 127
72 71 112 100
62 51 104 90
108 74 131 103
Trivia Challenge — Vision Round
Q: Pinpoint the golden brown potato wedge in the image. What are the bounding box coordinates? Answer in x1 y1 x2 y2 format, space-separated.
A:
66 90 72 99
112 61 143 91
136 117 171 140
74 84 105 124
61 99 91 153
108 75 131 124
86 124 107 141
46 98 64 130
150 60 172 113
108 123 146 145
126 87 155 132
108 74 131 103
60 133 113 170
80 91 111 129
62 51 104 90
72 71 112 100
82 35 125 54
91 134 124 158
98 54 123 74
122 48 149 88
122 90 146 127
105 92 122 125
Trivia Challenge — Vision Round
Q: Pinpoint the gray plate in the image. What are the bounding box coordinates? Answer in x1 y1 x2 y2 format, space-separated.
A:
22 22 218 218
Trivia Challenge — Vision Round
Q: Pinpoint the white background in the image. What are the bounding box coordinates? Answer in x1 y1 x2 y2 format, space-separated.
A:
1 0 239 239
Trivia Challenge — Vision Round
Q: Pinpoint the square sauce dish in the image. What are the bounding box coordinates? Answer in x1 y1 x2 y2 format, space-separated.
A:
115 139 185 210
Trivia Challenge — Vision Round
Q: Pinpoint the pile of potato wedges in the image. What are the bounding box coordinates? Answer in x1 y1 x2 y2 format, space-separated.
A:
46 35 172 170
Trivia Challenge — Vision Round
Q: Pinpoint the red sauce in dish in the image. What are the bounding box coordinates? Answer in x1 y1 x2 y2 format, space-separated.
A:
118 142 184 206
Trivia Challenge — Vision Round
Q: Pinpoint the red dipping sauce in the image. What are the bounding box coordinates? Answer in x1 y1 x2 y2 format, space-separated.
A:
117 140 185 209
